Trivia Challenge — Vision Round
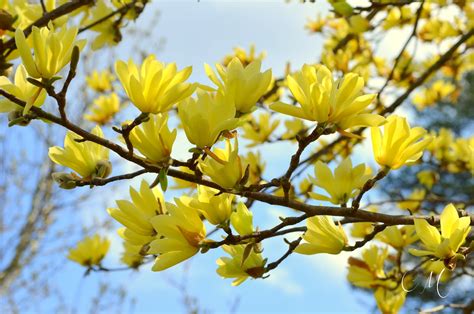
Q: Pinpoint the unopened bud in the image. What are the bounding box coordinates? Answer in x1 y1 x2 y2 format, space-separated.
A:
8 110 30 126
94 160 112 179
52 172 77 189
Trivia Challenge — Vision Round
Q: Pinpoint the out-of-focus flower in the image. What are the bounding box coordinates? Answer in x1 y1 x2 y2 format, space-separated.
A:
295 216 348 255
49 126 111 179
398 189 426 213
222 44 266 67
417 170 438 189
371 115 432 170
84 93 120 125
374 286 407 314
127 114 177 164
309 158 371 205
242 112 279 146
377 226 418 250
412 80 456 110
115 55 195 113
86 69 115 92
205 57 272 114
347 246 393 288
67 234 110 267
216 244 266 286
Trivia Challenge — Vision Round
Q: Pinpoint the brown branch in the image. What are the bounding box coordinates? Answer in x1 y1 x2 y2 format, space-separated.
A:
351 168 388 210
343 224 387 251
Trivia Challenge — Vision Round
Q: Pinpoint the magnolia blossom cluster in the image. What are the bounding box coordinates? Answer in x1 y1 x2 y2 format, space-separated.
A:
0 11 472 314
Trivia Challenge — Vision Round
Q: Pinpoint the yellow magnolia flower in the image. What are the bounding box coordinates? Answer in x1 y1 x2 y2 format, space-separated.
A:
86 69 115 92
67 234 110 267
15 22 86 79
0 64 46 114
127 114 177 163
49 126 111 179
242 112 280 146
377 226 418 250
398 189 426 213
148 197 206 271
178 92 239 148
84 93 120 125
412 80 456 110
295 216 348 255
190 186 234 225
120 241 145 269
281 118 306 140
222 44 266 67
198 138 246 189
115 55 196 113
308 158 371 205
230 202 254 236
351 222 375 238
108 180 166 242
347 246 392 288
410 203 471 262
417 170 438 189
419 19 459 42
216 244 266 286
205 57 272 114
423 260 452 283
241 151 265 185
371 115 432 170
374 286 407 314
270 64 384 130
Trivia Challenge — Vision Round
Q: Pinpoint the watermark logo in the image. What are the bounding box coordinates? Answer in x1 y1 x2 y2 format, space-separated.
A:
401 268 452 298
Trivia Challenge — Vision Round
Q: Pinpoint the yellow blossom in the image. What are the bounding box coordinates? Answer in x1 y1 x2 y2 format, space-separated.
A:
377 226 418 249
120 241 145 268
374 286 407 314
0 64 46 114
190 186 234 225
423 260 452 283
308 158 371 205
15 22 86 79
49 126 111 179
295 216 348 255
398 189 426 213
270 64 384 130
417 170 438 189
241 151 265 185
148 197 206 271
115 55 195 113
205 57 272 114
67 234 110 267
222 44 266 67
242 112 280 146
108 180 166 245
198 138 246 189
371 115 432 170
410 203 471 262
412 80 456 110
347 246 392 288
216 244 266 286
86 69 115 92
178 92 239 149
84 93 120 125
127 114 177 164
281 118 306 140
230 202 254 236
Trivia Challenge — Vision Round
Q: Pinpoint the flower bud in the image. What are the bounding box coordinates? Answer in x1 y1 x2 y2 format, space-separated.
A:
94 160 112 179
52 172 77 189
